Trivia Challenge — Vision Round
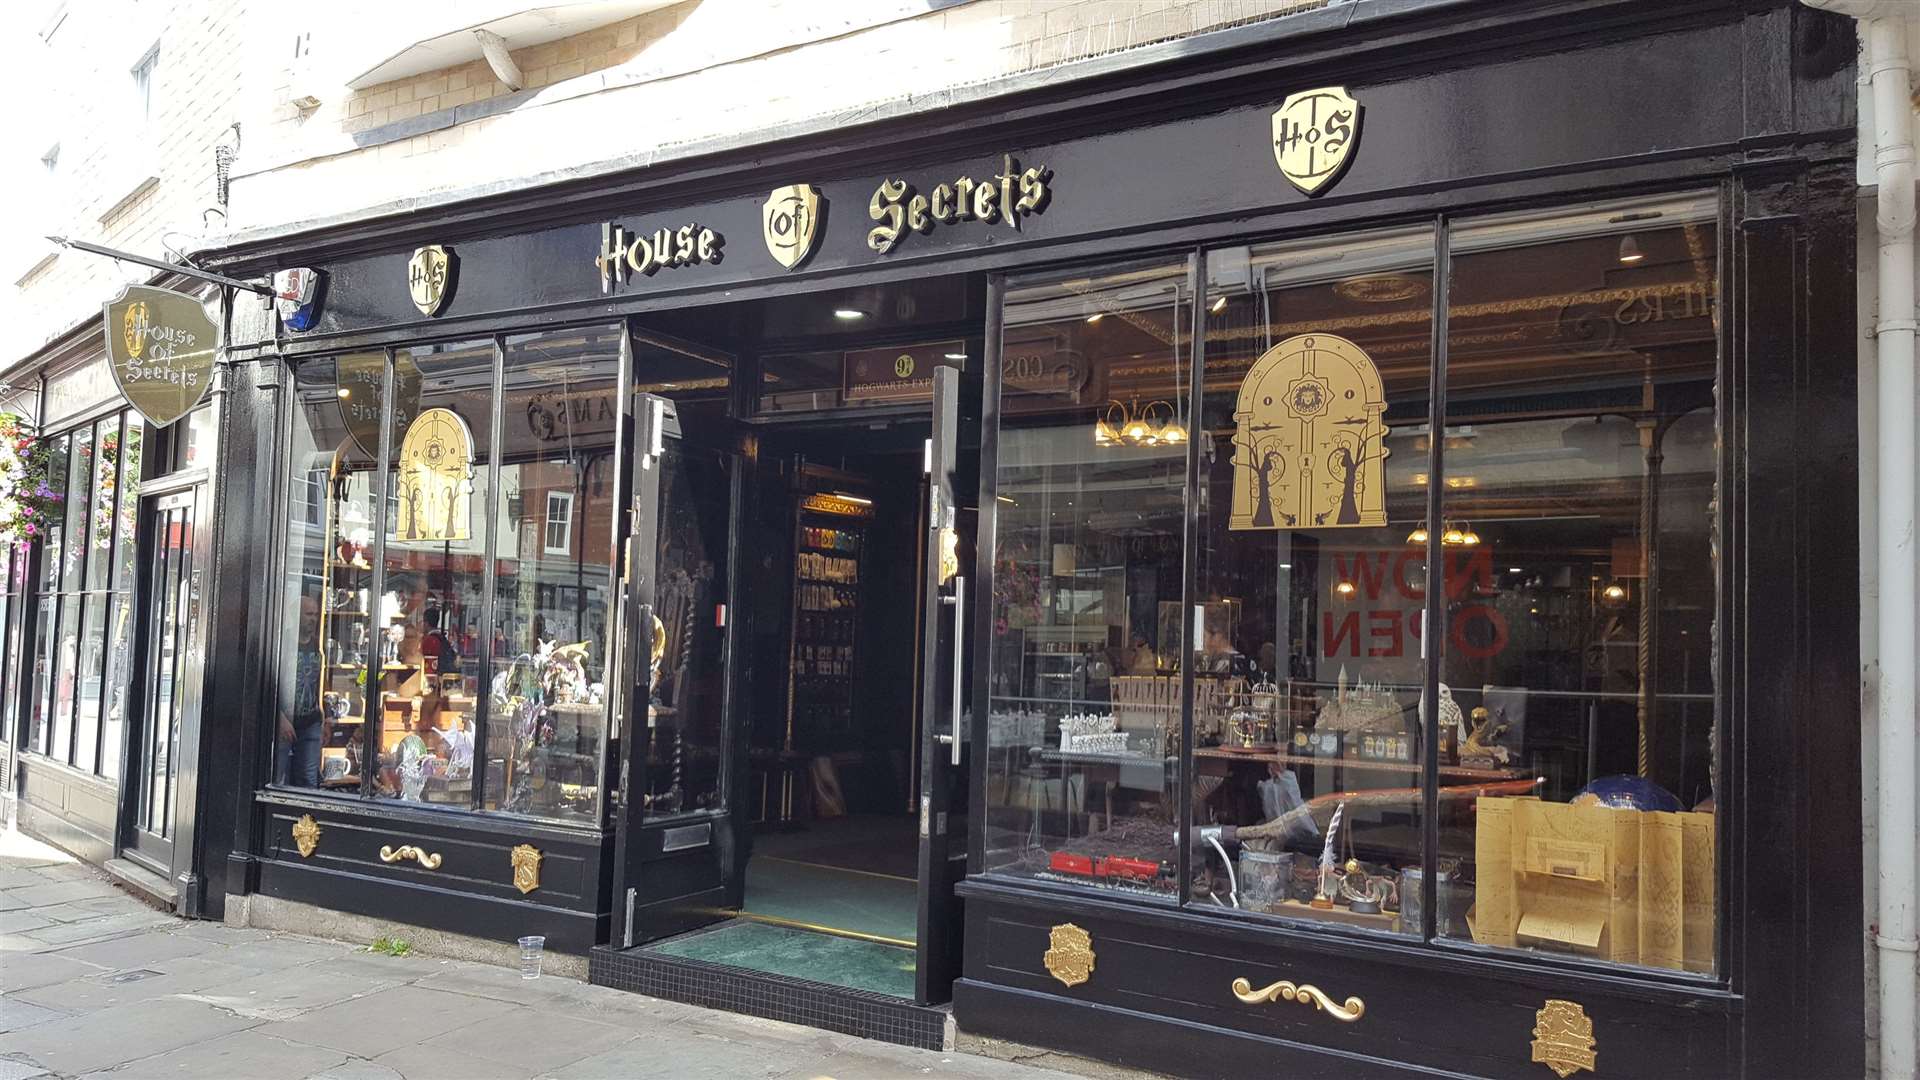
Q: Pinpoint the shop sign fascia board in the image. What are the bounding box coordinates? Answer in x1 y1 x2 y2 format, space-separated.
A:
198 0 1747 274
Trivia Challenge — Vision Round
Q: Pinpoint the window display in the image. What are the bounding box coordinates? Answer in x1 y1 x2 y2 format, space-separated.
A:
983 259 1192 898
1438 197 1719 972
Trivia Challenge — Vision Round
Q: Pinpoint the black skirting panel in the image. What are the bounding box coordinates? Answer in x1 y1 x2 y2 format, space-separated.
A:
589 933 947 1051
954 884 1738 1080
255 795 611 954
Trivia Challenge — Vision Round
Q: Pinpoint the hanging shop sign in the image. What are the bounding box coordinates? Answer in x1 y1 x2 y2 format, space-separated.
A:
273 267 325 331
842 340 967 403
336 350 422 458
408 245 454 316
867 154 1051 255
101 284 219 428
763 184 823 269
1272 86 1362 196
393 406 475 542
596 222 724 291
1229 333 1389 530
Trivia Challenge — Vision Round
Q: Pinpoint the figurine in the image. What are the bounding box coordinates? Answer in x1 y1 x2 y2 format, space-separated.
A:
1462 707 1511 766
1339 858 1387 915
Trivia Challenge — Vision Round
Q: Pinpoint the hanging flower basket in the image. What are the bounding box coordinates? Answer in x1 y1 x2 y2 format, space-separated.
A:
0 414 61 547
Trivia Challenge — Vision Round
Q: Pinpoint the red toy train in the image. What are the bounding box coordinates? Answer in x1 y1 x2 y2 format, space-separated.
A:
1047 851 1167 884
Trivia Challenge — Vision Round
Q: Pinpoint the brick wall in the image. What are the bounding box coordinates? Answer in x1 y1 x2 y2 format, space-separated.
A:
230 0 1326 234
2 0 258 374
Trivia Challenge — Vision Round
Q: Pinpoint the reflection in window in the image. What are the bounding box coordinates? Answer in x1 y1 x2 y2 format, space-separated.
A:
1440 197 1719 973
1189 230 1438 932
983 260 1191 898
488 326 624 821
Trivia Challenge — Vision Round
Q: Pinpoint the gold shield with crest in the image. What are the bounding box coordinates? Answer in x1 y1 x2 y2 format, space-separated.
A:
1272 86 1362 196
408 245 452 316
763 184 822 269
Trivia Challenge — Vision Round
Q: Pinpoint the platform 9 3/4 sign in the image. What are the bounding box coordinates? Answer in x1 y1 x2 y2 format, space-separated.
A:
102 284 219 428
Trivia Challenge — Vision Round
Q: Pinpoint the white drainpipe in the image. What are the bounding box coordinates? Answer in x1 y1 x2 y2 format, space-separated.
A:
1803 4 1917 1078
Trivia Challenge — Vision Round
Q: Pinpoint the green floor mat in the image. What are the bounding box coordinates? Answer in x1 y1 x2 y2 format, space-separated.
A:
649 920 916 998
744 855 919 944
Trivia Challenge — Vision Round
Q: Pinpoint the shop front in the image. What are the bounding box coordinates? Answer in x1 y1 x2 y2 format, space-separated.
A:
204 1 1861 1074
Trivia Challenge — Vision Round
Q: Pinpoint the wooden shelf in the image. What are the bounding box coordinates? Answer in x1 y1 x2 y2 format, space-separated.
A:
1194 746 1525 781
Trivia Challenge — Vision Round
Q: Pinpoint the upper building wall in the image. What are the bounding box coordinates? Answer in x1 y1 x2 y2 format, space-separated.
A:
1 0 257 369
226 0 1327 239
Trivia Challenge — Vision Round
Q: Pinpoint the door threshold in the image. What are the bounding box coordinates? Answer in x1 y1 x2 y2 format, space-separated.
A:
589 920 948 1051
737 910 915 948
104 857 177 910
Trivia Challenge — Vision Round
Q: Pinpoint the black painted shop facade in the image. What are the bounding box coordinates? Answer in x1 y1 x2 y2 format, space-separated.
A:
192 2 1862 1076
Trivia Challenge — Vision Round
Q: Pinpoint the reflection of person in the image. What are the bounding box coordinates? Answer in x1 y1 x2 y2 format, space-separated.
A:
421 605 460 674
277 594 324 787
1126 634 1159 674
530 613 547 651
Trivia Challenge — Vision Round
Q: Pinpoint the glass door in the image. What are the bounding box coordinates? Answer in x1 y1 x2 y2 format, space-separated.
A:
610 393 740 945
916 363 977 1002
124 482 206 874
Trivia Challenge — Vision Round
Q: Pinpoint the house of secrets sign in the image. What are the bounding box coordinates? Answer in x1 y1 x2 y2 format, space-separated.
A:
102 284 219 427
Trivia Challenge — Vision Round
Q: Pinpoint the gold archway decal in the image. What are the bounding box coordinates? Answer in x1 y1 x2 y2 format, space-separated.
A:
394 407 475 542
1230 333 1389 531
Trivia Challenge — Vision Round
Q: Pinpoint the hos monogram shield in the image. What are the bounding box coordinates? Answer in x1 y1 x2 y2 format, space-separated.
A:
763 184 822 269
408 245 452 315
1271 86 1362 196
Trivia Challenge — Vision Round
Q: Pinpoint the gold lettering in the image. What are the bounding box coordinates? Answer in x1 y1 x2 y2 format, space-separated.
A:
1017 166 1051 213
698 227 721 263
675 225 695 264
869 178 909 253
973 181 999 223
954 177 976 221
626 236 652 275
649 229 673 272
931 183 955 223
998 156 1018 229
598 224 628 290
908 194 932 233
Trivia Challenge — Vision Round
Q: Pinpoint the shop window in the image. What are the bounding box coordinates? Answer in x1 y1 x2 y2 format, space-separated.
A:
487 325 624 821
982 259 1193 898
275 354 381 792
543 492 574 555
374 341 494 809
1189 228 1436 931
1436 197 1719 973
101 422 143 780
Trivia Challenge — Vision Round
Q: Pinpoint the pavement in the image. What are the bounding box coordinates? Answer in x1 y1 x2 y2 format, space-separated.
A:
0 826 1081 1080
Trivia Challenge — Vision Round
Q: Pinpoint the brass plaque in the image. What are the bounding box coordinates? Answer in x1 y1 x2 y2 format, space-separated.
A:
101 284 218 428
1272 86 1361 196
1531 999 1597 1077
763 184 823 269
511 844 542 894
291 814 320 858
1228 333 1389 530
843 340 965 403
393 407 475 542
408 245 452 316
1042 923 1094 988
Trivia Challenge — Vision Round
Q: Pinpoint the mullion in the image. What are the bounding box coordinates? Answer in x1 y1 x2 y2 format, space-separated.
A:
93 413 128 777
162 505 195 836
1419 216 1451 943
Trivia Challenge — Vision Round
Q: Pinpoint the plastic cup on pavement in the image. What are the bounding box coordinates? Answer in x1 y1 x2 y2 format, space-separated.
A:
518 935 545 979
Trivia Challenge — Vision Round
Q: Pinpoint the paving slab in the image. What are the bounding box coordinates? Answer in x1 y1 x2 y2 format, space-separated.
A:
0 951 109 993
0 1057 52 1080
307 1059 404 1080
413 965 700 1026
82 1028 352 1080
421 1007 639 1074
5 881 116 908
0 995 261 1075
257 983 522 1059
373 1042 535 1080
21 911 172 946
181 965 407 1020
0 996 72 1035
0 914 50 936
14 954 260 1013
49 927 220 967
215 934 360 973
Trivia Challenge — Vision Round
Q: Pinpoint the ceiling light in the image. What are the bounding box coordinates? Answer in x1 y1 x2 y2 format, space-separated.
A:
833 308 866 320
1509 567 1524 574
829 492 873 505
1407 526 1429 545
336 388 351 398
1209 295 1228 313
1086 312 1105 324
944 352 967 361
1334 580 1357 597
1602 582 1629 602
1617 235 1644 264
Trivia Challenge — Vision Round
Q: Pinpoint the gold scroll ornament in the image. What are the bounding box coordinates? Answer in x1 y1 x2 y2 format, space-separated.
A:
1229 333 1390 532
394 407 475 543
1042 923 1095 987
1531 999 1597 1077
1231 976 1365 1022
379 844 443 869
291 815 320 858
511 844 543 895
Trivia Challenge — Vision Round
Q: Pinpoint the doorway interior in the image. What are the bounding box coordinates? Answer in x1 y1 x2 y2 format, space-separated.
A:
622 274 983 1003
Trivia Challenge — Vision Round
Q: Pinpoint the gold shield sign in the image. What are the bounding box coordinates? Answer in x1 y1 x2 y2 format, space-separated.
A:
408 245 452 316
1042 923 1095 988
1229 333 1389 531
1272 86 1361 196
1530 999 1597 1077
393 407 474 542
763 184 822 269
102 284 219 428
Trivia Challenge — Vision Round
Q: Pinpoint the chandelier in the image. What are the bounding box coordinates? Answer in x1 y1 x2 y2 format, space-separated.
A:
1406 519 1480 546
1094 397 1187 448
